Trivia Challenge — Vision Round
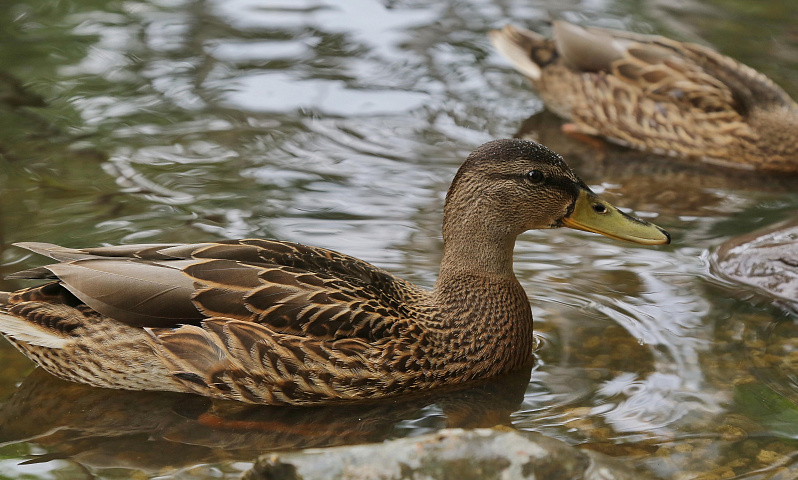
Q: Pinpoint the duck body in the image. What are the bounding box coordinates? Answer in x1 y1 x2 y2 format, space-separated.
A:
1 240 532 405
0 139 669 405
490 22 798 173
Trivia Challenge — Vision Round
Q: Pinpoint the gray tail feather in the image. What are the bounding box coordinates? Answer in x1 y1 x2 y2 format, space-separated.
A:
13 242 94 262
5 266 58 280
488 25 543 81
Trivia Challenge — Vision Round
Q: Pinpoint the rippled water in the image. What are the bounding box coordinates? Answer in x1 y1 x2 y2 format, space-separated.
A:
1 0 798 478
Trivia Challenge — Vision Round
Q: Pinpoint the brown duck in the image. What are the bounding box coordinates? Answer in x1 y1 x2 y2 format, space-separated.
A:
0 139 669 405
490 21 798 173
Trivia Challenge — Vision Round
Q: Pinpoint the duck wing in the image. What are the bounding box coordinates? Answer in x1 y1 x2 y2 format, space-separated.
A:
558 22 796 115
570 23 797 112
5 241 432 404
9 240 426 340
491 22 798 163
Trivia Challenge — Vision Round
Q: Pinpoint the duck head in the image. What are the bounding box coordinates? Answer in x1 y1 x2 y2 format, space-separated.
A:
442 139 670 252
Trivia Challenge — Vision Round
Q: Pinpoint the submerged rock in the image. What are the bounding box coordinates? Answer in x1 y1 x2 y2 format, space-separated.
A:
243 427 643 480
712 218 798 309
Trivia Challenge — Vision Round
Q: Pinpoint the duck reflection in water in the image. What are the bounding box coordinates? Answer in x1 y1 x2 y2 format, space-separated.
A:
0 363 533 472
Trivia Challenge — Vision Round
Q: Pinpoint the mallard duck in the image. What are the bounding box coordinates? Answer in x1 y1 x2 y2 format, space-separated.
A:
0 139 669 405
489 21 798 173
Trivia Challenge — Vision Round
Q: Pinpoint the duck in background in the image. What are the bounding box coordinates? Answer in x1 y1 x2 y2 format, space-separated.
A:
490 21 798 173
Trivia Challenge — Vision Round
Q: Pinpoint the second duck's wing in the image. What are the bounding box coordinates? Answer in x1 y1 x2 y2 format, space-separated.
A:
492 22 796 162
576 23 797 111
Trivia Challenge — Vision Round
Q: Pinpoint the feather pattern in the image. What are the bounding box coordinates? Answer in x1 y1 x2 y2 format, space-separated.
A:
489 22 798 172
1 240 438 404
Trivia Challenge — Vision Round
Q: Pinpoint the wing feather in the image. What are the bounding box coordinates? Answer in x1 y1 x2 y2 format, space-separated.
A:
9 240 429 341
46 260 203 327
146 319 390 404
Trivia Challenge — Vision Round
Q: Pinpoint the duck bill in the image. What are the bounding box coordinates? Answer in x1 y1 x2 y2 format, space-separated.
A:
561 190 670 245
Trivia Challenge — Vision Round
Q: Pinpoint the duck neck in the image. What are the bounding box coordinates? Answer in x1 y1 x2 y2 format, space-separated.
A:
437 214 518 279
434 224 523 318
431 219 534 377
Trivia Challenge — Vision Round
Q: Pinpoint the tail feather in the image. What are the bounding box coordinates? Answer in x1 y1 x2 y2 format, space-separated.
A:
489 25 543 81
12 242 95 262
0 311 69 349
5 267 58 280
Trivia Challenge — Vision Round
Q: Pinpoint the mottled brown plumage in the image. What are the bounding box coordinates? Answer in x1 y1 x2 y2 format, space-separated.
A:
490 22 798 172
0 139 669 405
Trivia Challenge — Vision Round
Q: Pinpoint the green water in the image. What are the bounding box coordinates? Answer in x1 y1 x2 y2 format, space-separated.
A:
1 0 798 478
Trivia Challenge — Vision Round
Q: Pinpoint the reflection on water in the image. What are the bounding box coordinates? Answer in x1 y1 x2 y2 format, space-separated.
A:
0 366 531 476
2 0 798 478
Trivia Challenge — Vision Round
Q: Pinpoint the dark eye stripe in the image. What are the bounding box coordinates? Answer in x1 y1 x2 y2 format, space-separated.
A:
486 172 580 199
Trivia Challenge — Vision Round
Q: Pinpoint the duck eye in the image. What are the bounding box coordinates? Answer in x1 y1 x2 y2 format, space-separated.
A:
526 170 545 184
